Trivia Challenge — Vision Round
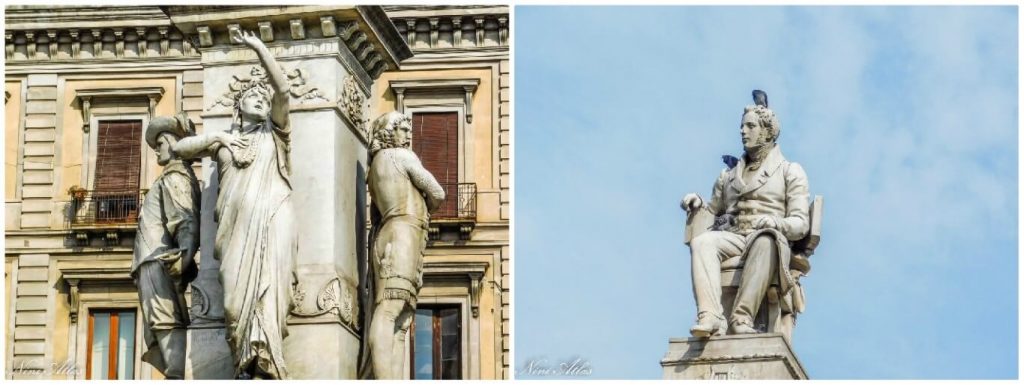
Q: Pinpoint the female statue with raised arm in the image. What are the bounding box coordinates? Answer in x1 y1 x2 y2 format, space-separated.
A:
172 29 296 379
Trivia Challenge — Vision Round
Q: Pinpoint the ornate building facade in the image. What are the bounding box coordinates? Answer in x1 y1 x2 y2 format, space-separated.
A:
3 5 509 380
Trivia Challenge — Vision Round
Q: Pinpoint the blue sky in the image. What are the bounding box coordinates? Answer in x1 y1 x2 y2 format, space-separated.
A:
513 6 1018 380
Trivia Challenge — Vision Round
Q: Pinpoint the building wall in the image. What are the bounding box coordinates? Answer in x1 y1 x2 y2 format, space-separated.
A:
375 5 510 378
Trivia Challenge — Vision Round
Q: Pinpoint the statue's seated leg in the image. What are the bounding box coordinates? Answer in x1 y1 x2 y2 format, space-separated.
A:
730 234 779 334
689 231 745 337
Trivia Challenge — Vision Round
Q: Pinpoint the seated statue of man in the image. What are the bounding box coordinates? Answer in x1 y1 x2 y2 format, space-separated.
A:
131 113 200 378
681 91 810 337
366 111 446 379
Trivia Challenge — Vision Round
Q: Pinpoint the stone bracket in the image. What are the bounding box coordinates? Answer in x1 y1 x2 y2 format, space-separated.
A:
423 261 487 318
60 265 133 324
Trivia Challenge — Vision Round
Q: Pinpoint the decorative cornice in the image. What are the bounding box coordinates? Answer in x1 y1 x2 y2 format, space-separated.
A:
59 264 133 324
4 25 198 63
387 6 509 54
162 6 412 81
390 78 479 123
382 5 509 19
75 87 164 133
5 6 171 30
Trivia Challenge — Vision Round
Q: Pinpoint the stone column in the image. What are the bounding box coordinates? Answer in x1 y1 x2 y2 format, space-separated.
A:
165 6 411 379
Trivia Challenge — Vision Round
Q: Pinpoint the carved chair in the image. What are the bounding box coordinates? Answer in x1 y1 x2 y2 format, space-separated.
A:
684 195 822 341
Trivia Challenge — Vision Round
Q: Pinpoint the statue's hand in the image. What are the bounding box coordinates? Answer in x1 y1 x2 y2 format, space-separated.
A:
215 131 248 150
681 193 703 213
752 215 780 230
230 29 264 49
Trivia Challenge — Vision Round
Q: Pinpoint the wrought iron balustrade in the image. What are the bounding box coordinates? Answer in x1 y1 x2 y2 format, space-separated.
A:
432 183 477 221
65 190 146 229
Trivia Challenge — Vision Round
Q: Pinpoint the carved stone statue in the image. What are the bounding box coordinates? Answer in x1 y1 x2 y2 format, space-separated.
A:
132 113 200 379
173 29 297 379
365 111 445 379
680 90 815 338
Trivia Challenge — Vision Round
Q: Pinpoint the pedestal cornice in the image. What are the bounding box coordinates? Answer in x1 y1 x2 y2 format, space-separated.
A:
162 5 412 83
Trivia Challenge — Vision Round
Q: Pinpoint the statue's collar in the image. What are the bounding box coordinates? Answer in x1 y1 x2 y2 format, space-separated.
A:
730 145 787 194
160 159 190 176
737 144 784 173
238 120 265 134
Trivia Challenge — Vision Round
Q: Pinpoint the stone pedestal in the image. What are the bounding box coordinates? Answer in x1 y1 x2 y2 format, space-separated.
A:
164 6 411 380
661 333 807 380
185 160 233 379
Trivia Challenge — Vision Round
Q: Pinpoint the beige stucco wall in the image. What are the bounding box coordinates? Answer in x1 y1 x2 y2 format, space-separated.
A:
7 80 23 200
58 77 178 201
371 66 506 379
419 252 499 379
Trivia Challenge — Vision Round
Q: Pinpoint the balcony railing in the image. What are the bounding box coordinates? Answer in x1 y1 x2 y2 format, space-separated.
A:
432 183 476 221
65 190 146 229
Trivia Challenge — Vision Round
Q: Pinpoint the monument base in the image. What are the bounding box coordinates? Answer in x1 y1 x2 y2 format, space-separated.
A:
283 321 361 379
661 333 807 380
185 326 234 379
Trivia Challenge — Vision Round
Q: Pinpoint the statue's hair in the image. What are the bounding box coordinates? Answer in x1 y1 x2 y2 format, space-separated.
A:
742 104 781 143
231 81 273 129
369 111 412 155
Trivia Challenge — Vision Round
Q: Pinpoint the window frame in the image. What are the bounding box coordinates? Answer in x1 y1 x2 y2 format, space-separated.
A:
85 308 137 380
73 299 145 380
84 113 151 193
407 296 471 380
406 105 467 185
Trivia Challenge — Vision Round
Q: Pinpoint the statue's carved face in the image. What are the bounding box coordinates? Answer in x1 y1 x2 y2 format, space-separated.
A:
740 112 768 152
238 88 270 122
392 118 412 148
156 133 175 166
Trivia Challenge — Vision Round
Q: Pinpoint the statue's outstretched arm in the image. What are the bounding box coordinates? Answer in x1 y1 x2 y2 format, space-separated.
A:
233 29 290 130
173 134 219 160
173 132 244 160
400 150 446 212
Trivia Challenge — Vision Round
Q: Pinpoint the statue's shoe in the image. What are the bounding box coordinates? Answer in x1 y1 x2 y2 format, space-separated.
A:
689 314 727 338
730 322 758 334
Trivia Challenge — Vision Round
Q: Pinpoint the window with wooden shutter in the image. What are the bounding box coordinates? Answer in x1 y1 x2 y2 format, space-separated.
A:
410 306 462 380
93 120 142 223
411 112 458 218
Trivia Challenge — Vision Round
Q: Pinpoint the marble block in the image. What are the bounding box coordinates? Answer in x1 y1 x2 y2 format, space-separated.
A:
185 327 234 379
661 333 807 380
283 318 361 379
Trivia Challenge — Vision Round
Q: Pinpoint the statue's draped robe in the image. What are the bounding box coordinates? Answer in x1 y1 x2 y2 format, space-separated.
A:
131 161 200 373
214 120 296 379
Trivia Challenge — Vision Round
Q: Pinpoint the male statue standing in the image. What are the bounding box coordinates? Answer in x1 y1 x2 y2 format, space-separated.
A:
366 111 445 379
132 113 200 379
681 90 811 337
